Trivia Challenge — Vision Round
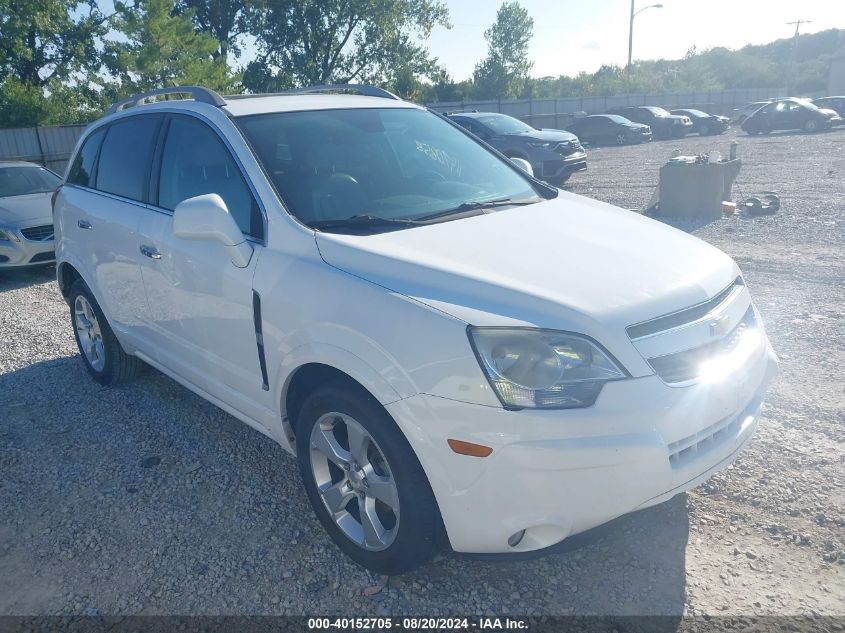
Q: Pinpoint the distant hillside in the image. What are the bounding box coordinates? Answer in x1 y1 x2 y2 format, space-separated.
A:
428 28 845 101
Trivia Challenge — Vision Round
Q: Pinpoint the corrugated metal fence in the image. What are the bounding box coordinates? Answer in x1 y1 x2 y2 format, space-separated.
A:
427 87 788 129
0 124 87 175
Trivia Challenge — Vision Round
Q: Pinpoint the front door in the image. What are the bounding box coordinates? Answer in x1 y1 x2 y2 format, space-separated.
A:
137 114 271 423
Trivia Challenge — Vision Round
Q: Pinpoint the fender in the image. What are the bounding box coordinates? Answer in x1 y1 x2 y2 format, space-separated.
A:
273 342 409 421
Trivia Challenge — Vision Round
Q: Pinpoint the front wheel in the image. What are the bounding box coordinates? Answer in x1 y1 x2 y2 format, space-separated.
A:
804 119 819 133
615 132 627 145
699 123 710 136
68 279 143 385
295 382 445 574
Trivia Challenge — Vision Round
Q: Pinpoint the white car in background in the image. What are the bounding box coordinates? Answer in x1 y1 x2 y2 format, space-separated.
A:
0 161 61 268
53 85 779 574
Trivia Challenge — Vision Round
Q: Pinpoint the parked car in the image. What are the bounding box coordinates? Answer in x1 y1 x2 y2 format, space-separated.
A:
670 109 729 135
731 101 771 124
54 85 778 575
741 98 842 134
608 106 693 139
446 112 586 185
812 96 845 120
564 114 652 145
0 161 61 268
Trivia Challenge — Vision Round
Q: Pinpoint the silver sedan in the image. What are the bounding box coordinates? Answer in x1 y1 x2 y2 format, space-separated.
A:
0 161 61 268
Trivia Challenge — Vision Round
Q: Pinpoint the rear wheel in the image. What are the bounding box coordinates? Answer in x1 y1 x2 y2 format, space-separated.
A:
295 382 444 574
69 279 143 385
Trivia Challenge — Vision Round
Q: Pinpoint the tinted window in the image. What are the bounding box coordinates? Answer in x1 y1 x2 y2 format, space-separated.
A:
158 116 263 239
0 166 61 198
476 114 533 134
96 117 160 202
67 127 106 188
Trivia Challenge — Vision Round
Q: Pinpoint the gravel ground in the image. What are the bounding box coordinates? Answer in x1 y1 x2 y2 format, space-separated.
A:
0 126 843 618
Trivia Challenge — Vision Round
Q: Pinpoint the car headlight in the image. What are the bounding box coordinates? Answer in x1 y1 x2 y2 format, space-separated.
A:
526 141 554 149
468 327 627 409
0 228 20 242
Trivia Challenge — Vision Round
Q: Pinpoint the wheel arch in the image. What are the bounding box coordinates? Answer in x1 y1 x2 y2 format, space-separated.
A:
57 261 83 300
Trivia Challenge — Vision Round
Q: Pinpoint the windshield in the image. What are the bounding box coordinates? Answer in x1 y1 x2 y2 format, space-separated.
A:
644 106 671 117
475 114 535 134
0 166 61 198
677 109 707 117
237 108 541 231
602 115 632 124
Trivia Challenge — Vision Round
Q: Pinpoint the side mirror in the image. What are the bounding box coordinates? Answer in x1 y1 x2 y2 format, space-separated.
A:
510 157 534 177
172 194 253 268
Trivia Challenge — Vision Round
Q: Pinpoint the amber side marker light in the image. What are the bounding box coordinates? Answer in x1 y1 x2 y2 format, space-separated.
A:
447 438 493 457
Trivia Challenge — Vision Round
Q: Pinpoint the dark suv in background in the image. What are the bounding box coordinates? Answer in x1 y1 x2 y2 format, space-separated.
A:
446 112 587 186
564 114 652 145
609 106 693 139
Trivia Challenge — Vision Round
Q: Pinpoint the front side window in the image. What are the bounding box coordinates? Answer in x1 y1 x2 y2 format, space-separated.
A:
67 127 106 188
237 108 541 231
0 165 61 198
158 117 263 239
96 117 161 202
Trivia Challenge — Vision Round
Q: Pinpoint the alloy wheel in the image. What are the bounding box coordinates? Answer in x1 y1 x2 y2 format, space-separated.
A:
74 295 106 372
309 412 400 551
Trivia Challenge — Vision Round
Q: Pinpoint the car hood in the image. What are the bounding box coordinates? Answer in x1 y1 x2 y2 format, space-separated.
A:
315 192 738 340
517 128 579 143
817 108 840 119
625 122 650 130
0 192 53 226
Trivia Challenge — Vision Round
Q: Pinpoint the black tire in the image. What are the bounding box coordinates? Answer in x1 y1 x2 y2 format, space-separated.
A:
615 132 627 145
68 278 143 385
295 381 445 574
699 123 710 136
803 119 819 133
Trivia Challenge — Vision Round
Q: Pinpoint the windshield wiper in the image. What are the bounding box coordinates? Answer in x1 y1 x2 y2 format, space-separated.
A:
415 197 540 222
309 214 423 231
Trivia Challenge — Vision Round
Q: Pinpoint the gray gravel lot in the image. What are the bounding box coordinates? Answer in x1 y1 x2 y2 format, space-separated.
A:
1 127 843 617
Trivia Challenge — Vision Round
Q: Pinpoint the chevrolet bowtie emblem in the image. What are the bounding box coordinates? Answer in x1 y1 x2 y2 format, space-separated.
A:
709 315 731 336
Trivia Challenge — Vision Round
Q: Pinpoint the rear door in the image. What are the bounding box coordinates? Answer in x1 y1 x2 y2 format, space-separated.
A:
60 115 162 347
136 113 270 421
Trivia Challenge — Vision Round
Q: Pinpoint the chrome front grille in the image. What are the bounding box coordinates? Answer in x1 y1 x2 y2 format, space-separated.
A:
628 277 743 340
20 224 54 242
648 306 756 384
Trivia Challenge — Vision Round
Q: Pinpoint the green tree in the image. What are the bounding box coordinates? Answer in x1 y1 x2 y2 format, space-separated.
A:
106 0 239 96
472 1 534 99
174 0 253 61
242 0 450 92
0 0 108 126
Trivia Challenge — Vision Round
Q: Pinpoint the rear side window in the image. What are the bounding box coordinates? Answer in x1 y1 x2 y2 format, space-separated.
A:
158 116 263 239
96 117 161 202
67 127 106 188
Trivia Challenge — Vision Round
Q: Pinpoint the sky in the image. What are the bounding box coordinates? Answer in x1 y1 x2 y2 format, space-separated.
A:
423 0 845 80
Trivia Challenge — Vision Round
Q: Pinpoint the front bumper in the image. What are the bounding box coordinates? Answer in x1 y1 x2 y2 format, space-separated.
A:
386 337 778 554
0 225 55 268
534 152 587 180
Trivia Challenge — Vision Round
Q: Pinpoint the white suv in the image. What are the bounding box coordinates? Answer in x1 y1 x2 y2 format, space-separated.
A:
53 85 778 574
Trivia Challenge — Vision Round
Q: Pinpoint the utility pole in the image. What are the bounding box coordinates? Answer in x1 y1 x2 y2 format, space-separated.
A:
786 19 812 95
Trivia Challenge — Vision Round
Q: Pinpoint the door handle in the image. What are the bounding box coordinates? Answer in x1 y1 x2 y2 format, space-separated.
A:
77 219 92 230
139 245 161 260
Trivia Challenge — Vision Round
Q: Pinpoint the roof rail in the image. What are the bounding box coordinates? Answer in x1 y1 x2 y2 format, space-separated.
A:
107 86 226 114
282 84 401 100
